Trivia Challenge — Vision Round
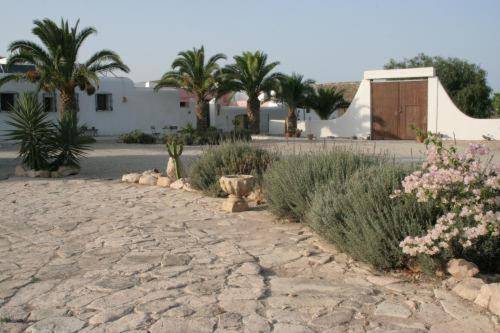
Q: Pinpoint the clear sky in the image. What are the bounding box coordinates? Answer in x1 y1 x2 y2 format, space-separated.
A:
1 0 499 91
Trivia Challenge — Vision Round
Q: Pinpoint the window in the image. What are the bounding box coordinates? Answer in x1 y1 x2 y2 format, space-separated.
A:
0 93 17 112
43 93 56 112
180 101 188 108
96 93 113 111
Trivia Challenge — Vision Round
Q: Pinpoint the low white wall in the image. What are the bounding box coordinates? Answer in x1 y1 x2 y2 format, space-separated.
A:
301 79 371 139
211 105 286 133
269 119 286 135
428 77 500 140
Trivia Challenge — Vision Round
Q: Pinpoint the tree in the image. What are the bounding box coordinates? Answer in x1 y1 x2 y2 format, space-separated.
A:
384 53 492 118
0 18 129 115
276 73 315 133
493 93 500 116
221 51 282 133
308 87 346 120
155 46 226 130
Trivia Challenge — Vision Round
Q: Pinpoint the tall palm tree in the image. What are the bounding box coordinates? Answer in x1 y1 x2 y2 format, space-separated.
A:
221 51 282 134
309 87 347 120
0 18 129 115
277 73 315 133
154 46 226 130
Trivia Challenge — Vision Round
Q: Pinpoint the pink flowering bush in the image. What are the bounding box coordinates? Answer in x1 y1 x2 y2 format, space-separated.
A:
393 134 500 271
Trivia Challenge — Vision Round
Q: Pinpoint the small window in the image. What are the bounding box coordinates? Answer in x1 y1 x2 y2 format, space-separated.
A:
96 93 113 111
180 101 188 108
43 93 56 112
0 93 17 112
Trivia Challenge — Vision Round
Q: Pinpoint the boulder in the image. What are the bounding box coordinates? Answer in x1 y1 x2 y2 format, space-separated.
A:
474 283 500 316
452 277 485 301
170 178 189 190
142 169 161 178
26 169 51 178
157 176 173 188
446 259 479 280
166 157 178 179
14 164 27 177
138 174 158 186
57 165 80 177
122 173 141 183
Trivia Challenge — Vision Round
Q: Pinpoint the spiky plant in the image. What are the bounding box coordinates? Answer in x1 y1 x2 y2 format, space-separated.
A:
276 73 315 133
166 140 184 180
0 18 129 114
154 46 226 130
309 87 347 120
51 111 90 168
4 93 54 170
220 51 282 133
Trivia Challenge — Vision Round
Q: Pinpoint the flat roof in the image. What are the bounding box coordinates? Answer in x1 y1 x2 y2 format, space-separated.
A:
363 67 435 80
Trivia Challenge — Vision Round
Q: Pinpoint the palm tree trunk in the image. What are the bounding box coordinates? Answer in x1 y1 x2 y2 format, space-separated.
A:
59 88 76 116
195 99 210 130
286 106 297 133
247 97 261 134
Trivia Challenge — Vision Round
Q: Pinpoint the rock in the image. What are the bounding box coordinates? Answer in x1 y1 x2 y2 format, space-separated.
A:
162 254 192 267
138 174 157 186
366 275 401 286
142 169 161 177
26 169 51 178
166 157 179 179
14 164 27 177
25 317 85 333
447 259 479 280
374 301 412 319
247 187 265 204
149 317 216 333
57 165 80 177
170 178 189 190
475 283 500 316
310 309 354 327
89 306 132 325
242 314 270 333
452 277 485 301
122 173 141 183
157 176 173 188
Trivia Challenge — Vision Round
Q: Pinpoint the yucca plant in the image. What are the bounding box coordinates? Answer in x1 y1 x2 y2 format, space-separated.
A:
4 93 54 170
51 111 90 168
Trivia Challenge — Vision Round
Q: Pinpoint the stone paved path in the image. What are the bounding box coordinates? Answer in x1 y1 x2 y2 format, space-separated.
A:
0 179 498 333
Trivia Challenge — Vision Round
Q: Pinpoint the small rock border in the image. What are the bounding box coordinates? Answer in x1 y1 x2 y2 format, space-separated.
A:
15 164 80 178
121 170 194 192
445 259 500 317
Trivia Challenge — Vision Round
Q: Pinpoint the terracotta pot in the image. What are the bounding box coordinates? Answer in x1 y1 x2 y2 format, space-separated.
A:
416 135 426 143
295 131 302 138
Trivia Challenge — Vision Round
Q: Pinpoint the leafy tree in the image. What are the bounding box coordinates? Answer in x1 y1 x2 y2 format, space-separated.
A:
277 73 315 133
0 18 129 115
493 93 500 116
221 51 282 133
308 87 346 120
155 46 226 130
385 53 492 118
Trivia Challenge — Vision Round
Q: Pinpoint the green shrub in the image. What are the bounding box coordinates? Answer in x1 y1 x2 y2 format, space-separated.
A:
78 135 96 144
51 111 91 168
307 164 440 270
189 141 275 196
5 93 54 170
120 130 157 144
163 127 251 146
263 149 381 221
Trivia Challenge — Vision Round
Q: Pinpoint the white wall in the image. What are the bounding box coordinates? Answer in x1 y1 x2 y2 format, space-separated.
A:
428 77 500 140
0 75 196 136
210 104 286 133
300 79 371 139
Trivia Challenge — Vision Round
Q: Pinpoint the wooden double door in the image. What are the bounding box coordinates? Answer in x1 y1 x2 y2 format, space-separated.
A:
371 80 428 140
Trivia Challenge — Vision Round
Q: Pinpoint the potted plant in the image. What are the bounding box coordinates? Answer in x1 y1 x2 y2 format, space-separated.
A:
410 124 428 143
295 129 302 138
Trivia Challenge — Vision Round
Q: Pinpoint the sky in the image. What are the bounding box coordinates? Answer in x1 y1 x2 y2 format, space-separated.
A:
1 0 499 91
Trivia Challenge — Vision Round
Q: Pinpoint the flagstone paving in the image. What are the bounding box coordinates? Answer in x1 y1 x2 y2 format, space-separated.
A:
0 178 498 332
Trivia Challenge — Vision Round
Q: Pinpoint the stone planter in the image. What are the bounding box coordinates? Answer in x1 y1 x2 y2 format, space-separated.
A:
219 175 255 212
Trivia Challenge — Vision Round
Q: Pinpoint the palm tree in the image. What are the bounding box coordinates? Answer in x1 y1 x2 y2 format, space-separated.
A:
309 87 347 120
221 51 282 134
277 73 315 133
0 18 129 115
154 46 226 130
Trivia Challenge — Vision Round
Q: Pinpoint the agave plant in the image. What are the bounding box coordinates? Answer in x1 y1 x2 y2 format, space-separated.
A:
51 111 90 168
4 93 54 170
308 87 347 120
0 18 129 114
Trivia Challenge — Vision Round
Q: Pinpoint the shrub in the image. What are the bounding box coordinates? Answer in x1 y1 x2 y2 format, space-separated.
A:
77 135 97 144
51 111 91 168
307 164 440 270
189 141 275 196
120 130 157 144
263 149 381 221
394 134 499 272
4 93 54 170
163 127 251 146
